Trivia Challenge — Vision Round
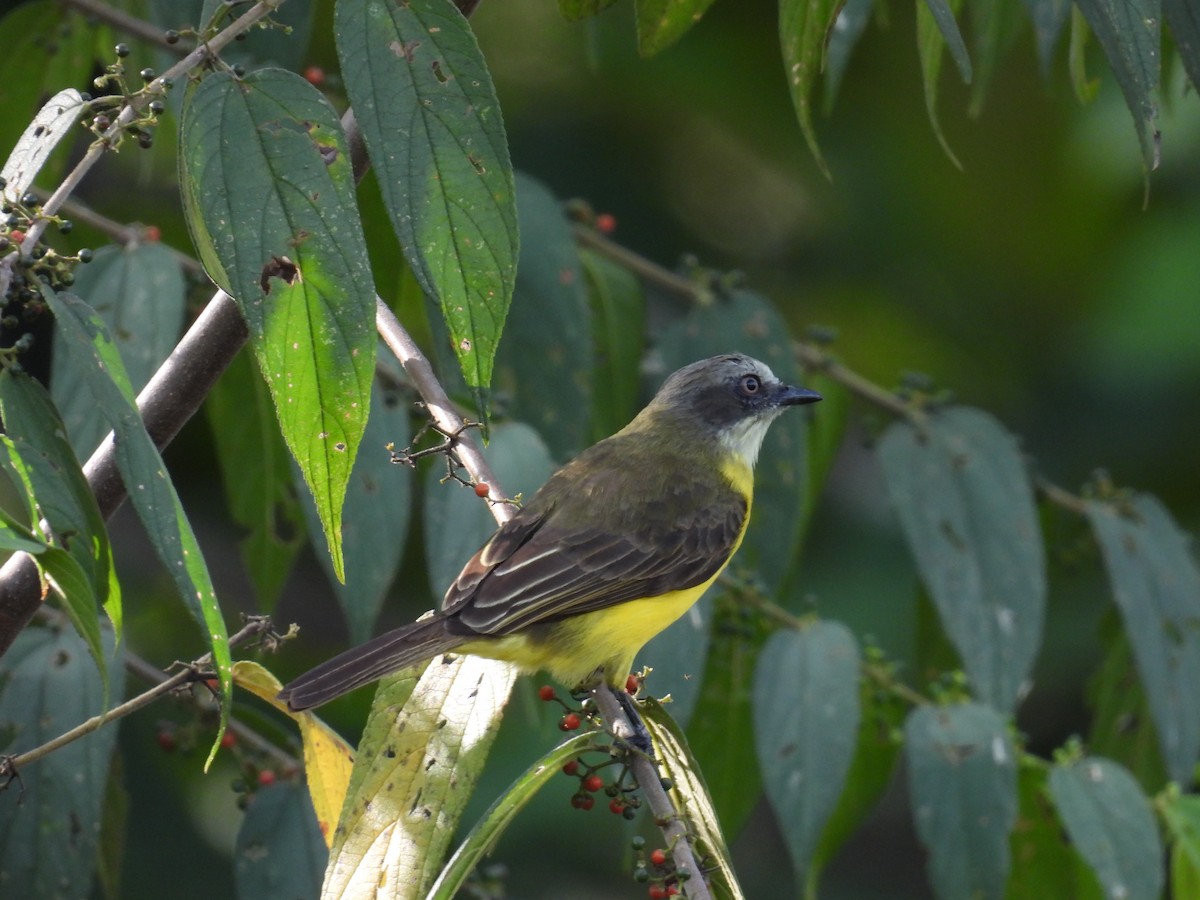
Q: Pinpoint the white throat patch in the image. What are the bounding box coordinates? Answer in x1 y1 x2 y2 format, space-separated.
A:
718 409 783 469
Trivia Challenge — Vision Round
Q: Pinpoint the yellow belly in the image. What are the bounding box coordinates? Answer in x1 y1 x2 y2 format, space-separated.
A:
459 456 754 689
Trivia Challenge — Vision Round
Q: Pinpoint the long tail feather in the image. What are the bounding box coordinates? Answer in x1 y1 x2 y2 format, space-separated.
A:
278 617 466 711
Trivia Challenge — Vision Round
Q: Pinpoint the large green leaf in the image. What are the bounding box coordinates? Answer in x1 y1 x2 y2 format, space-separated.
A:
0 626 124 897
1086 493 1200 784
642 698 747 900
579 247 644 442
779 0 843 177
325 655 517 898
1019 0 1071 72
234 781 327 900
823 0 875 109
52 243 186 460
1007 763 1103 899
335 0 517 397
494 174 592 461
635 0 720 56
1048 757 1164 900
179 68 377 583
879 407 1046 712
754 622 860 887
1164 793 1200 900
44 290 231 765
206 347 306 610
424 422 556 600
916 0 969 167
905 702 1018 900
1073 0 1160 170
1165 0 1200 94
299 366 412 644
655 290 813 594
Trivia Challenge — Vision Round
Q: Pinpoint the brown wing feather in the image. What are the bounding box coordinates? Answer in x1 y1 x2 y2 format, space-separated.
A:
440 433 747 637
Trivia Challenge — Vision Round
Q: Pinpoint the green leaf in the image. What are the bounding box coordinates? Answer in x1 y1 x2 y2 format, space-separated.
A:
298 367 412 643
335 0 517 396
35 547 106 700
968 0 1023 116
429 731 598 898
206 347 306 610
1073 0 1160 171
799 369 849 547
683 597 766 837
635 0 720 56
879 407 1046 712
325 656 517 897
53 242 186 460
1069 6 1102 103
579 247 644 442
1048 757 1164 900
1164 794 1200 900
905 702 1018 900
1086 493 1200 784
0 89 84 205
754 622 860 886
655 290 813 594
642 698 748 900
1086 613 1169 791
1019 0 1071 73
809 672 905 889
179 68 377 584
234 781 327 900
824 0 877 110
921 0 973 81
424 422 556 601
43 290 231 768
779 0 843 178
916 0 968 168
495 174 593 461
558 0 621 20
1165 0 1200 94
1007 762 1104 899
0 625 124 897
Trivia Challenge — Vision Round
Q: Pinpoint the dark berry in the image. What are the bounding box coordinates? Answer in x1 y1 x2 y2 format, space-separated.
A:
140 68 155 82
78 248 94 263
165 30 180 44
115 43 130 57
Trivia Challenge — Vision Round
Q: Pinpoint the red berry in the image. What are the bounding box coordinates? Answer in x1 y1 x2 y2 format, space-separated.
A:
10 230 25 245
626 674 640 695
474 481 490 498
578 795 594 811
570 793 584 809
609 798 624 814
560 712 581 731
155 730 176 752
257 769 276 787
596 213 617 234
583 774 604 793
648 886 667 900
304 66 325 86
143 225 161 242
666 885 679 896
538 684 556 701
649 848 667 867
562 759 580 777
220 731 237 750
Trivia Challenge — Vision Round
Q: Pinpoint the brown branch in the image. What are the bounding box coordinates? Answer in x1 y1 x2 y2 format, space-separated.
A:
61 0 193 53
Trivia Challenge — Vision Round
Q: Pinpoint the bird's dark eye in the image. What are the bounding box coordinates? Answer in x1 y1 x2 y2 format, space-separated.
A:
738 374 761 396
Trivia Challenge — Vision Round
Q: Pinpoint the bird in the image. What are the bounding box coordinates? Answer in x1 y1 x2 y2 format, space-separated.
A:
279 353 821 715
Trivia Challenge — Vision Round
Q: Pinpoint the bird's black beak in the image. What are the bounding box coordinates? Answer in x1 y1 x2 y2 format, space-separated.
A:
774 384 823 406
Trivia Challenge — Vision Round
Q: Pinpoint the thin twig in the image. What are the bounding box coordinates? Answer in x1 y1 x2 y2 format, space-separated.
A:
0 618 273 777
574 226 711 302
61 0 193 53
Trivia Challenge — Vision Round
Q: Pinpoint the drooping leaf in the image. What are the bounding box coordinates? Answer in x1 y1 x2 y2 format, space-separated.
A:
1048 757 1164 900
1073 0 1160 171
642 698 748 900
34 547 105 698
207 348 306 610
655 290 812 594
579 247 644 442
335 0 517 398
968 0 1023 116
297 367 411 643
1163 793 1200 900
234 781 328 900
879 407 1046 712
779 0 843 178
1165 0 1200 94
1086 493 1200 784
44 289 231 767
0 88 84 205
1019 0 1071 73
179 68 377 583
1069 6 1102 103
635 0 720 56
0 626 124 897
916 0 968 168
754 622 860 886
494 174 592 461
53 242 186 460
324 656 518 898
824 0 877 110
558 0 621 21
921 0 973 81
232 661 355 848
905 702 1018 900
424 422 556 600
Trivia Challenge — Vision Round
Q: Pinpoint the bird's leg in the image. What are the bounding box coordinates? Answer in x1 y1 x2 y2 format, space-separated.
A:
611 684 655 758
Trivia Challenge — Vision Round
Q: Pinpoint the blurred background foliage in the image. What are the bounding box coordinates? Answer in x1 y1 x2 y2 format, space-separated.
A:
3 0 1199 896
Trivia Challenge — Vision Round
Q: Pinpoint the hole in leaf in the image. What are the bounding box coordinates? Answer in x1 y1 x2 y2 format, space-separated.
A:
431 60 449 83
259 256 301 294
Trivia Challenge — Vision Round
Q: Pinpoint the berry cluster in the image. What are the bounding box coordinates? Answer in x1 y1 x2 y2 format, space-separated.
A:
630 836 690 898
